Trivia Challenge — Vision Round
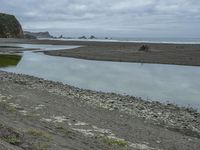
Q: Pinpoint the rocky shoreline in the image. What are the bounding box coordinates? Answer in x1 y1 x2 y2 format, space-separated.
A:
0 38 200 149
0 71 200 149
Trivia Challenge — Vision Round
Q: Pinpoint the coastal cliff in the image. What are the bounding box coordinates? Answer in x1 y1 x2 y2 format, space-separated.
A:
0 13 24 38
24 31 52 39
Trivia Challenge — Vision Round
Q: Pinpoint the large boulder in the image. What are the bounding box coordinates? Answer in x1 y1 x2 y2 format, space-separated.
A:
0 13 24 38
89 35 96 39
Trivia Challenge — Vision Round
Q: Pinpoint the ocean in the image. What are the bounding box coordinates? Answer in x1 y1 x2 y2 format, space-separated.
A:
43 37 200 44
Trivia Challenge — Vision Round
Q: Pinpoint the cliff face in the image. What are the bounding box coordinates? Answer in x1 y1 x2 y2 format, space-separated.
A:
0 13 24 38
24 31 52 38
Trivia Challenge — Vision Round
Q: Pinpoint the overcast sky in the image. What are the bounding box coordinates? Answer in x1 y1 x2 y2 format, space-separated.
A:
1 0 200 38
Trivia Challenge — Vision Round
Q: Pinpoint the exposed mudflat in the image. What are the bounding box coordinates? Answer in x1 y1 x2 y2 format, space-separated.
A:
0 71 200 150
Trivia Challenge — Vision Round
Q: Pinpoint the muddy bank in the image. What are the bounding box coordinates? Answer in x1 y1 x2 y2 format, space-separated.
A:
1 38 200 66
0 71 200 149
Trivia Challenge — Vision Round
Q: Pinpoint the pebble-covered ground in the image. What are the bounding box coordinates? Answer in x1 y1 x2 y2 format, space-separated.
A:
0 71 200 150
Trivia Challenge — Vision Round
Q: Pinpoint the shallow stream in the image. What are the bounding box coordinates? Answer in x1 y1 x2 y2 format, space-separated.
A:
1 43 200 110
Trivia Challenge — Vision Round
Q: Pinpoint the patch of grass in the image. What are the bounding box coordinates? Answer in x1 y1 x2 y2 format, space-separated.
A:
103 138 128 147
7 106 17 112
35 143 49 150
0 101 17 113
2 135 21 145
25 128 51 140
55 124 73 137
0 54 22 67
25 112 40 119
0 125 21 146
0 46 22 48
0 124 51 149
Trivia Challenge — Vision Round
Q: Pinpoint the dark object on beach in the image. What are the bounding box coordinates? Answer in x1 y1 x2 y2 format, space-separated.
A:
79 36 87 39
0 13 24 38
89 35 96 39
139 45 150 52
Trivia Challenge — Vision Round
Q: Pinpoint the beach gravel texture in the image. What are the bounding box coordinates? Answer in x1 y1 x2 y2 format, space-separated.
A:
0 71 200 150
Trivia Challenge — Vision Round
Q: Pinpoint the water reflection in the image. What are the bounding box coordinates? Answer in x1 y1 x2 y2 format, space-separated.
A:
1 50 200 110
0 54 22 67
0 43 80 51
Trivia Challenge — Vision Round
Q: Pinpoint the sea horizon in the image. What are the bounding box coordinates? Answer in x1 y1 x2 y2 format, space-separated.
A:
39 36 200 44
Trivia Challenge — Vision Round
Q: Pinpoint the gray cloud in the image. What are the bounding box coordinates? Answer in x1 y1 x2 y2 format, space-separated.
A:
0 0 200 37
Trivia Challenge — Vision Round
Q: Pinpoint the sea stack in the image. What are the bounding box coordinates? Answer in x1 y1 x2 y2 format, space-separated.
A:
0 13 24 38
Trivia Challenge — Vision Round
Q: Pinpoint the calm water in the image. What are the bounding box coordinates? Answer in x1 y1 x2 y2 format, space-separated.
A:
1 44 200 110
0 43 79 51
